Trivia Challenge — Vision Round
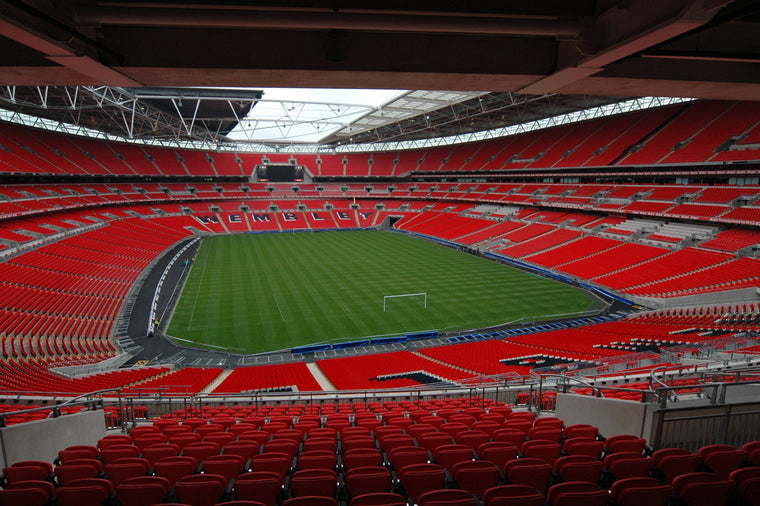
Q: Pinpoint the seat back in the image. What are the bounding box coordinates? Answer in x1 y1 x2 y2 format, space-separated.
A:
471 421 501 437
532 417 563 429
477 442 519 470
555 455 604 484
378 434 415 454
56 485 111 506
730 466 760 486
141 443 180 466
303 437 338 453
563 424 598 439
345 466 393 497
349 492 407 506
152 456 198 486
452 460 500 499
407 424 437 441
289 469 338 498
608 456 655 480
54 462 101 486
398 463 447 503
237 430 269 446
697 444 735 460
563 438 604 459
456 430 491 450
251 452 292 480
342 436 377 453
100 444 140 465
606 436 647 454
528 427 562 444
115 476 171 506
433 444 476 471
521 441 562 465
104 459 151 488
173 473 227 506
233 471 283 506
418 489 478 506
703 449 748 479
547 482 605 506
195 424 225 439
0 487 50 506
3 479 55 500
678 480 736 506
739 477 760 506
201 455 245 486
297 450 338 471
169 433 204 451
133 434 168 452
58 445 99 463
504 458 552 494
440 423 469 438
204 431 236 447
617 484 673 506
418 433 454 453
491 429 526 448
282 497 338 506
481 484 544 506
182 442 222 462
387 446 428 472
656 453 701 484
344 448 384 470
98 435 132 449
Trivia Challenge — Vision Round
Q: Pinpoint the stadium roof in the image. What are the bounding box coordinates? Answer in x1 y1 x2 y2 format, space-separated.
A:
0 1 758 149
0 85 637 148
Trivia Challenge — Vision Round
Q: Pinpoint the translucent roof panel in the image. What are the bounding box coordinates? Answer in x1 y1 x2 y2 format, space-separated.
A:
225 88 488 144
226 88 409 144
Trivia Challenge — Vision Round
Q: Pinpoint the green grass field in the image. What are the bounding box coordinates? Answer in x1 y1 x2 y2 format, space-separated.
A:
167 230 597 353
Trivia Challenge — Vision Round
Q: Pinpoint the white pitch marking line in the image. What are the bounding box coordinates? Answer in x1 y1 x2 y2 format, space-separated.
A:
273 293 286 322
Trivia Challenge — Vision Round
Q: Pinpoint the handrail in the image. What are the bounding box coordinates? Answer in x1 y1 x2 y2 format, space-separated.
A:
649 364 684 405
542 374 601 394
0 388 125 431
649 365 671 389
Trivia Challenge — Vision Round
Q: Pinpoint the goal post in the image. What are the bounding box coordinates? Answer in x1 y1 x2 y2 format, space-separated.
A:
383 292 427 312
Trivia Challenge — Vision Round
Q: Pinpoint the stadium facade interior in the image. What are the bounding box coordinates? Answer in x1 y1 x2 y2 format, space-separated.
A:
1 2 760 505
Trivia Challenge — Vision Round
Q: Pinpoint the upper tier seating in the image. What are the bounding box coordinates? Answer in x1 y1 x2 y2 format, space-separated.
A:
700 229 760 252
1 100 760 179
524 236 621 268
592 248 733 291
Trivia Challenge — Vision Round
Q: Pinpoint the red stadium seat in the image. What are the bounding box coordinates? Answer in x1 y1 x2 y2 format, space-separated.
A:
115 475 171 506
418 489 477 506
233 471 283 506
345 466 393 497
481 484 544 506
174 473 227 506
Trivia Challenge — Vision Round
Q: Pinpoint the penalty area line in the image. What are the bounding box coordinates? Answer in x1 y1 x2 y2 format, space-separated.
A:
273 293 286 322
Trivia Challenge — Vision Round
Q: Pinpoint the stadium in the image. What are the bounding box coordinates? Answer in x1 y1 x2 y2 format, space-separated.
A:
0 2 759 505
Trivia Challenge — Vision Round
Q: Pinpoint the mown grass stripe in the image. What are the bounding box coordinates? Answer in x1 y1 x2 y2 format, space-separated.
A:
167 230 595 353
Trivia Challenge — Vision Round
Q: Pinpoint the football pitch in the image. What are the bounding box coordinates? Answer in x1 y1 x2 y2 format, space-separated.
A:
167 230 598 353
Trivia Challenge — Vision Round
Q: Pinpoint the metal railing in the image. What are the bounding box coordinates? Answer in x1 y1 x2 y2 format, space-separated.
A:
0 388 129 431
116 383 533 422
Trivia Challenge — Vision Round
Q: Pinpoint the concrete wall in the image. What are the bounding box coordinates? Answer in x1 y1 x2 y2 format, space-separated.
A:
556 393 651 438
0 410 107 466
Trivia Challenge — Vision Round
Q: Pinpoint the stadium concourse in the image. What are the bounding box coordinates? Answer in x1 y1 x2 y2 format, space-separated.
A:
3 100 760 506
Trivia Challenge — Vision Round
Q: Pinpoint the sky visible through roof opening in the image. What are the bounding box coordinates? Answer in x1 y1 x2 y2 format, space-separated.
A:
227 88 408 143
